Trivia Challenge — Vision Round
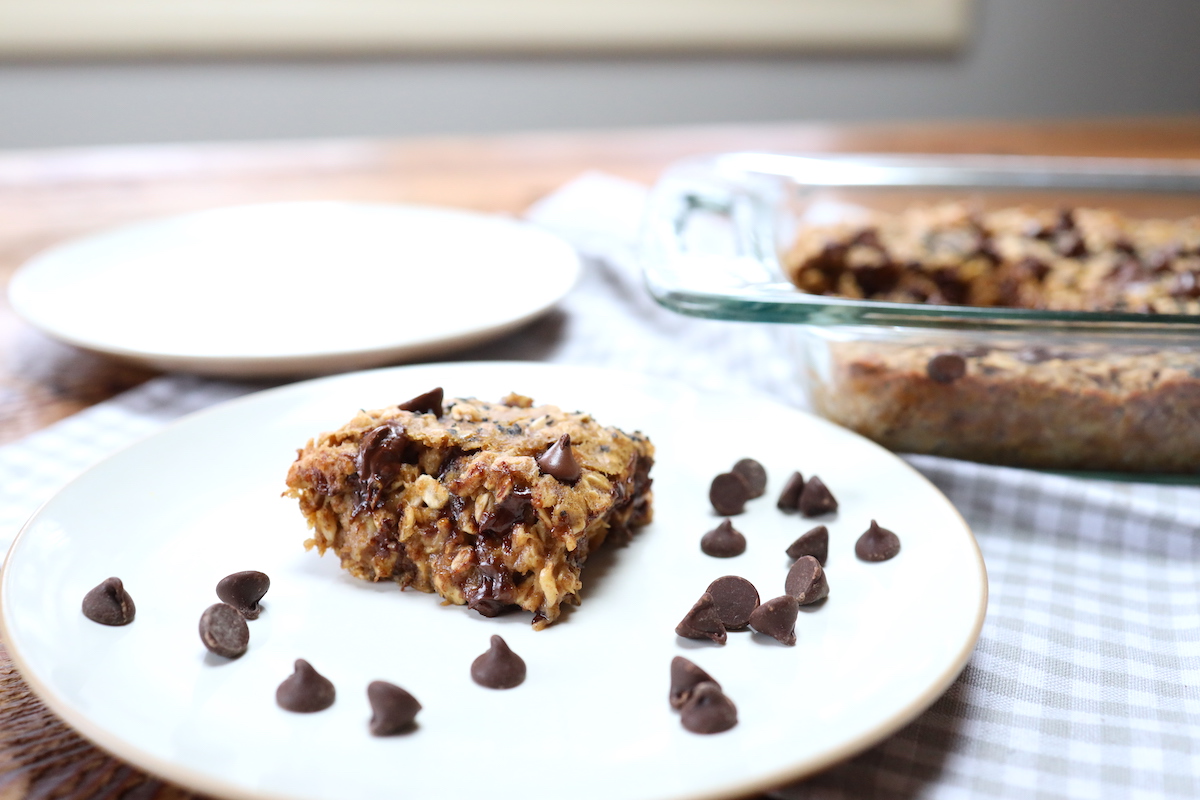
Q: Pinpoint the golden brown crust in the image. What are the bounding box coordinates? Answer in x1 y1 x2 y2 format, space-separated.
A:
284 394 654 628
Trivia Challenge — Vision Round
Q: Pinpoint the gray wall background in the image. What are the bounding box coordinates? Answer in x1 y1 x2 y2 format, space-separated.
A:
0 0 1197 150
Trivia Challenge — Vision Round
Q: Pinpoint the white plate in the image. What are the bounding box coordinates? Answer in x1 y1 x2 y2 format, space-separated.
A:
0 362 986 800
8 203 580 377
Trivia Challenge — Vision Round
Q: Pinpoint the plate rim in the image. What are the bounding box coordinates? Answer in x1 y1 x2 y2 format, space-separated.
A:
0 361 988 800
6 202 582 378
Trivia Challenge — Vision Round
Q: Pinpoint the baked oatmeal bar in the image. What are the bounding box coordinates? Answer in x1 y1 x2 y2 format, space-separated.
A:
284 389 654 628
784 203 1200 313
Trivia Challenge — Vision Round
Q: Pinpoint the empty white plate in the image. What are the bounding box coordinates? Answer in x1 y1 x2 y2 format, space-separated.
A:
8 203 581 377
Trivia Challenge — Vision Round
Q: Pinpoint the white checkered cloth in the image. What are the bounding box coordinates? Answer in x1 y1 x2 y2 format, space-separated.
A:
2 174 1198 799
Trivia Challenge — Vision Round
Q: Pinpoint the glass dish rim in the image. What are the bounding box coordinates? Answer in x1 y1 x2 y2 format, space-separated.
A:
640 151 1200 334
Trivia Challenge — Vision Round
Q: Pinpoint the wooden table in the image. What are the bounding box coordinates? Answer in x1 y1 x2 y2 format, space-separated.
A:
1 117 1198 799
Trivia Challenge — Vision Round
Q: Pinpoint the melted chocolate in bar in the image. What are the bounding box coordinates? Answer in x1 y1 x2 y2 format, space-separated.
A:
464 538 518 618
356 421 413 510
478 487 533 536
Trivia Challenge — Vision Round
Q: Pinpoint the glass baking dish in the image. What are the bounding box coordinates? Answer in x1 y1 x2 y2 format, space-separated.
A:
640 153 1200 475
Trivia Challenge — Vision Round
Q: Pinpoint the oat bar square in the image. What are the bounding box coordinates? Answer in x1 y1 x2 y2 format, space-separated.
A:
284 389 654 628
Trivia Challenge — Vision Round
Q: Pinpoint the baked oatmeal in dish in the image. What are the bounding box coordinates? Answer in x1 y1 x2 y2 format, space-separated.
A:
784 202 1200 314
284 389 654 628
780 201 1200 473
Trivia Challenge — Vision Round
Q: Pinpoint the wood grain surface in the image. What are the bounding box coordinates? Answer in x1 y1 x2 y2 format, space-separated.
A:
1 116 1198 800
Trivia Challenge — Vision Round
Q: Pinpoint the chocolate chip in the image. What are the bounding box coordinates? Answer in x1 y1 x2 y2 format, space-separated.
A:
927 353 966 384
852 262 902 295
1170 270 1200 299
1055 230 1087 258
701 519 746 558
398 387 444 416
477 486 533 537
356 421 412 510
536 433 582 484
994 276 1022 307
816 241 850 274
680 682 738 734
468 598 518 618
1147 248 1178 273
785 525 829 565
849 227 882 249
470 635 526 689
1110 256 1143 284
215 571 269 620
798 476 838 517
931 268 969 304
367 680 422 736
855 520 901 562
748 595 798 646
730 458 767 498
903 283 930 303
198 603 249 659
675 592 727 645
709 472 750 516
975 238 1002 265
784 556 830 605
1017 256 1051 282
669 656 719 710
705 576 760 630
81 577 135 626
276 659 336 712
776 471 805 512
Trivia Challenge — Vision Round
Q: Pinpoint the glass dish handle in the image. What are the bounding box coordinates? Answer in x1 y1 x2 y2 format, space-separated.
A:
643 177 786 301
